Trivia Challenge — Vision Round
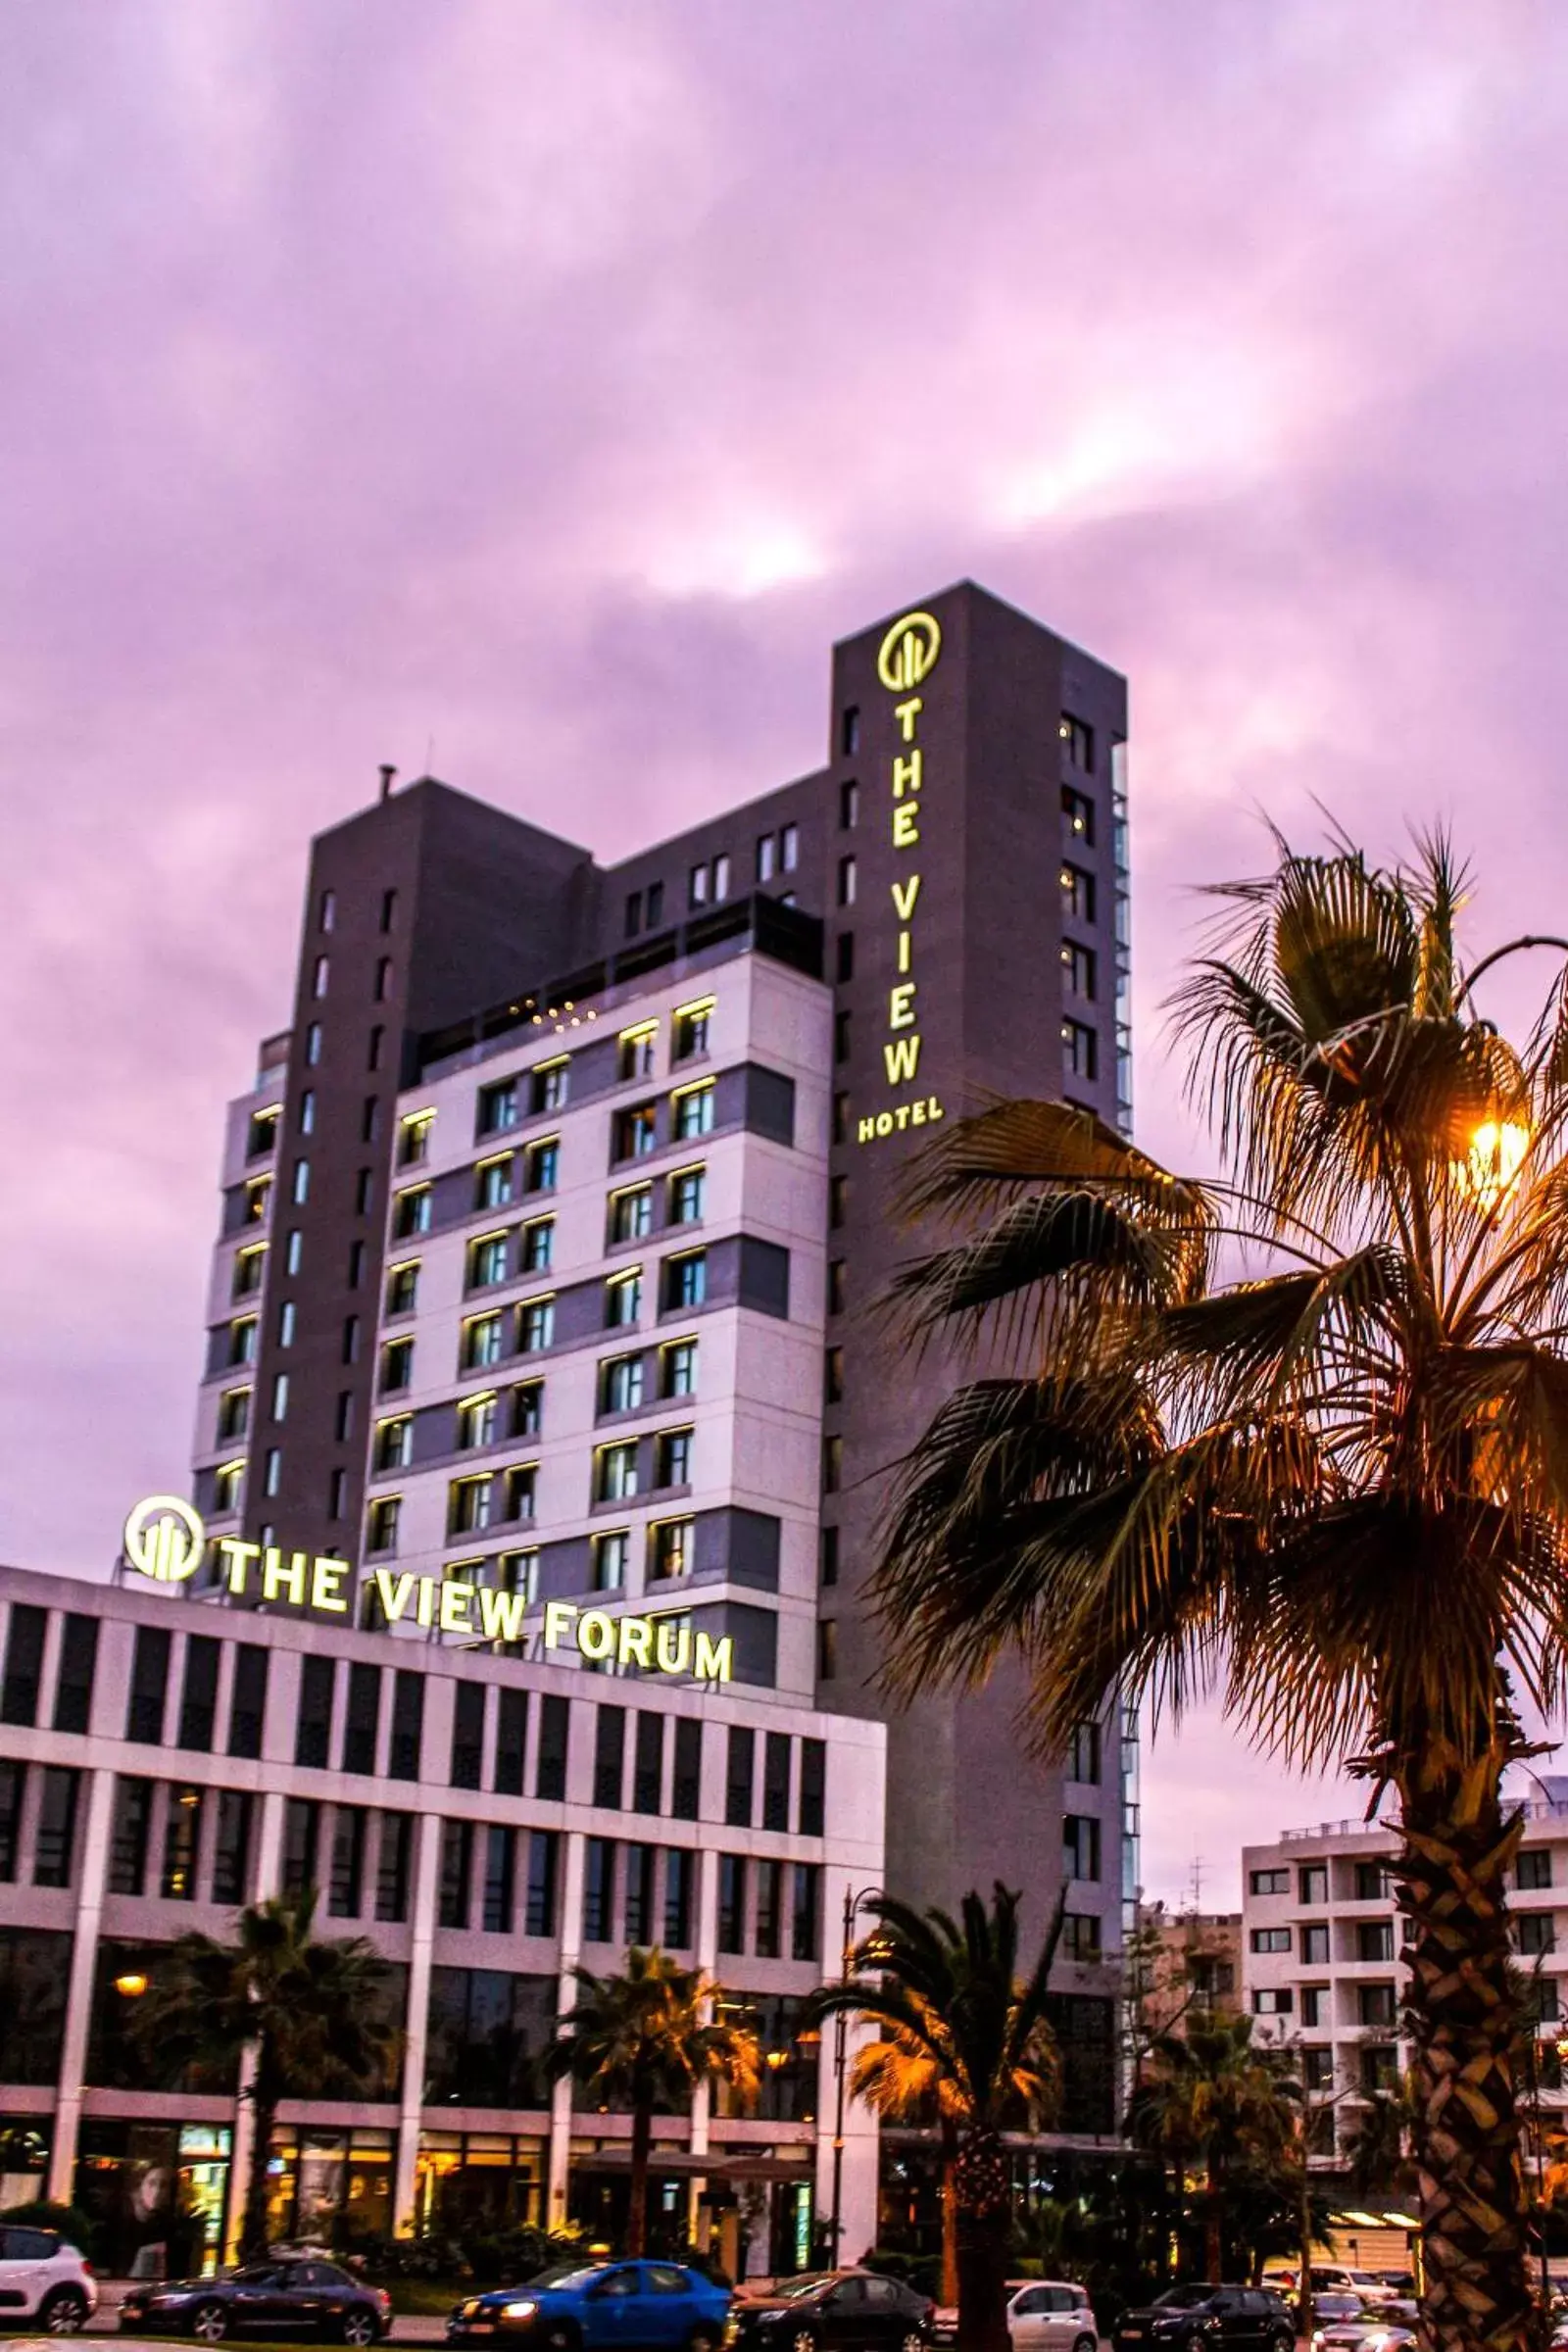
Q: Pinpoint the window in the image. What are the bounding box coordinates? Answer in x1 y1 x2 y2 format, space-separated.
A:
518 1296 556 1351
376 1814 414 1922
624 1842 656 1942
756 1857 783 1957
619 1024 658 1081
282 1797 321 1894
536 1694 569 1800
597 1443 640 1502
791 1862 819 1960
291 1156 310 1204
1362 2044 1398 2093
1250 1867 1289 1895
386 1261 419 1316
647 880 664 926
583 1838 616 1941
54 1615 99 1735
625 890 644 938
368 1023 384 1070
389 1671 424 1779
33 1767 79 1886
1 1606 45 1727
1061 862 1095 922
244 1175 270 1223
837 855 857 906
672 1720 702 1821
1301 1923 1330 1964
380 887 398 933
450 1475 494 1535
615 1103 659 1161
211 1788 253 1907
511 1380 543 1438
1298 1864 1329 1903
1063 1815 1101 1882
1062 1914 1102 1963
526 1831 560 1936
475 1155 514 1211
1358 1921 1396 1961
367 1495 402 1554
531 1059 569 1114
718 1854 747 1953
500 1547 539 1603
611 1186 653 1243
1521 1851 1553 1891
328 1806 367 1918
1252 1987 1294 2015
606 1271 642 1328
1062 1019 1098 1082
451 1682 486 1790
109 1780 152 1895
1060 713 1095 770
305 1022 322 1064
664 1250 707 1310
479 1079 519 1135
526 1137 560 1192
822 1434 842 1493
439 1820 473 1929
656 1427 693 1488
780 822 799 871
1300 1984 1328 2029
457 1393 498 1451
374 956 394 1001
672 1082 714 1140
312 954 330 998
1355 1859 1394 1899
342 1668 381 1778
1066 1721 1102 1785
840 772 859 825
347 1239 366 1288
799 1738 825 1837
229 1646 269 1758
834 1009 853 1063
1302 2045 1335 2091
482 1826 516 1933
248 1105 280 1158
468 1233 510 1289
399 1112 433 1166
631 1713 664 1815
828 1260 846 1314
673 1002 712 1061
1061 942 1097 1001
328 1467 347 1520
232 1244 266 1300
835 930 855 984
594 1531 630 1592
505 1464 537 1520
214 1460 244 1513
689 860 710 908
650 1519 692 1581
126 1626 172 1745
1250 1928 1292 1954
495 1689 527 1796
298 1089 317 1136
394 1186 431 1240
1520 1914 1557 1956
817 1619 838 1680
661 1339 698 1398
0 1760 24 1881
820 1526 839 1587
1062 785 1095 844
227 1316 258 1367
757 834 777 883
462 1314 504 1370
761 1733 791 1834
602 1352 645 1414
354 1167 374 1216
824 1347 844 1405
178 1638 220 1752
375 1415 413 1471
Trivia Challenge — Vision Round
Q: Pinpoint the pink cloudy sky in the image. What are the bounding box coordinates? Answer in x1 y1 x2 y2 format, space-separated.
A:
6 2 1568 1904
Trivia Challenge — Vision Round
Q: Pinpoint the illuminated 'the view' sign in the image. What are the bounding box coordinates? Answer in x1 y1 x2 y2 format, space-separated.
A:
121 1497 733 1682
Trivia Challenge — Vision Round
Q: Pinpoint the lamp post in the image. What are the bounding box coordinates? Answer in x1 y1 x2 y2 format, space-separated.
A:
828 1885 882 2266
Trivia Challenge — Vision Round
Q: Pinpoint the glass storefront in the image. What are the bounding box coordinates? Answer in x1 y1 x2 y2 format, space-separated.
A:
413 2132 546 2237
0 1932 72 2083
74 2122 231 2278
423 1971 557 2110
266 2127 395 2249
0 2116 50 2211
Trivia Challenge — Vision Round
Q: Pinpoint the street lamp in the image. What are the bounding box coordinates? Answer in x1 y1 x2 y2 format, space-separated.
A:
828 1885 883 2266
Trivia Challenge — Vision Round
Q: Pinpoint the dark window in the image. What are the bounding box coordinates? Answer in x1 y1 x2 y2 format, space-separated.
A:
229 1645 269 1758
0 1760 24 1882
482 1826 515 1933
295 1656 336 1768
1063 1815 1101 1881
282 1798 320 1895
1 1605 46 1727
827 1260 846 1314
1520 1913 1556 1957
672 1718 702 1821
1521 1850 1553 1891
1061 714 1095 770
375 1813 413 1922
798 1739 826 1837
213 1789 253 1905
622 1712 664 1817
374 956 393 1001
818 1619 838 1681
452 1682 486 1790
594 1705 627 1809
820 1526 839 1588
647 880 664 926
834 1008 852 1063
1298 1863 1329 1902
664 1847 693 1945
495 1689 527 1796
368 1024 384 1070
1061 861 1095 922
161 1785 203 1899
1358 1921 1396 1961
536 1694 569 1799
718 1854 746 1953
792 1863 821 1961
583 1838 616 1941
1062 1018 1098 1082
1251 1927 1293 1954
725 1728 755 1828
342 1663 381 1775
126 1625 172 1746
1301 1923 1330 1964
1062 941 1097 1001
53 1615 99 1735
177 1637 220 1752
625 890 643 938
835 931 855 984
439 1820 474 1929
756 1858 783 1958
109 1777 154 1896
1062 784 1095 844
33 1769 78 1888
380 887 398 933
1250 1867 1289 1895
525 1831 559 1936
1066 1721 1102 1785
762 1734 791 1834
389 1671 424 1779
624 1841 656 1944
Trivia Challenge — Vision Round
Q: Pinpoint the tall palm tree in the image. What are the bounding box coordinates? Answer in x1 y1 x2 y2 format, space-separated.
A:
132 1887 399 2259
868 836 1568 2352
1130 2014 1298 2283
814 1884 1063 2352
545 1946 760 2258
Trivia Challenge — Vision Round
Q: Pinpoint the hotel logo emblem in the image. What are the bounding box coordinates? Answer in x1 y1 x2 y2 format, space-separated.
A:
876 610 942 693
124 1494 205 1584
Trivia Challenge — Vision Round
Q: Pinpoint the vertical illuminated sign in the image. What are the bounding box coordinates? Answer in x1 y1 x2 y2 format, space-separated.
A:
858 612 948 1146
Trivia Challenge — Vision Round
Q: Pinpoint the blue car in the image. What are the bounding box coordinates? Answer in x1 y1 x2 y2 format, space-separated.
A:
447 2261 732 2352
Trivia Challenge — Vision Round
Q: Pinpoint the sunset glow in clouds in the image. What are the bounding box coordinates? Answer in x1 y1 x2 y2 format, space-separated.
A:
6 1 1568 1897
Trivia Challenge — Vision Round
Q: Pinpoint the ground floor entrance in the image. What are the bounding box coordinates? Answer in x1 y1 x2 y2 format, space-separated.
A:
74 2122 232 2278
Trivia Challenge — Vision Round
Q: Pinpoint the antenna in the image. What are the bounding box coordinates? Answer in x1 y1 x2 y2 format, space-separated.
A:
1189 1853 1205 1912
378 763 397 802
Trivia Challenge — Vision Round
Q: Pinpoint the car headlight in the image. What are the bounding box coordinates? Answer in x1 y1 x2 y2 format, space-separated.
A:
501 2303 538 2322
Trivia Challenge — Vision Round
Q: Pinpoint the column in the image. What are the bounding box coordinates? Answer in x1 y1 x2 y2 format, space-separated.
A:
391 1810 443 2236
47 1768 116 2204
221 1790 287 2261
547 1831 587 2227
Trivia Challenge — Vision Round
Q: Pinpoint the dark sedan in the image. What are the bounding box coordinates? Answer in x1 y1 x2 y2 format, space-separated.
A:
120 2259 392 2343
1113 2286 1294 2352
728 2271 932 2352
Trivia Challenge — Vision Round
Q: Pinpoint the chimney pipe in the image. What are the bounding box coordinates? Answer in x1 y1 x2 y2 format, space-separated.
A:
378 763 397 802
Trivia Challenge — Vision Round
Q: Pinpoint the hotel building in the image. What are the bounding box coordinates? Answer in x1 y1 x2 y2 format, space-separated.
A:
0 582 1131 2267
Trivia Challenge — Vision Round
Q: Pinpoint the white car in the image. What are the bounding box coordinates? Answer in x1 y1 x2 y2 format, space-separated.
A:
0 2220 98 2333
1008 2280 1100 2352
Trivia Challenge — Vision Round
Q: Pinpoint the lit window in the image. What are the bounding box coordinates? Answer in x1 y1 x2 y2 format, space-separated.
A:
512 1381 543 1437
1061 862 1095 923
458 1394 499 1451
218 1388 251 1441
299 1090 316 1136
689 861 710 908
367 1497 401 1554
650 1519 693 1581
376 1416 414 1471
399 1112 434 1167
386 1261 419 1316
757 834 777 883
271 1372 289 1424
380 1336 414 1392
463 1314 504 1370
312 955 329 999
1061 942 1097 1001
611 1186 653 1243
602 1353 645 1414
247 1106 280 1158
615 1103 659 1161
505 1464 537 1521
531 1059 569 1114
837 856 857 907
244 1176 270 1224
618 1023 658 1081
479 1080 519 1134
662 1339 698 1398
1060 713 1095 771
594 1532 629 1592
285 1229 303 1274
673 1000 713 1061
305 1023 321 1065
518 1296 556 1352
665 1251 707 1311
500 1549 539 1603
263 1447 281 1498
780 823 799 872
468 1233 510 1289
450 1475 494 1535
276 1301 296 1348
526 1138 559 1193
1062 785 1095 844
291 1157 310 1204
215 1460 245 1512
394 1185 432 1238
476 1154 514 1210
657 1428 693 1488
606 1270 642 1328
668 1167 705 1225
597 1443 639 1502
522 1218 553 1273
232 1245 267 1300
672 1083 714 1141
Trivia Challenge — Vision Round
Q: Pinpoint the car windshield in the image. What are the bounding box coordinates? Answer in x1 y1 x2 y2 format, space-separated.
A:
523 2267 612 2292
229 2269 281 2287
770 2277 834 2302
1155 2289 1216 2310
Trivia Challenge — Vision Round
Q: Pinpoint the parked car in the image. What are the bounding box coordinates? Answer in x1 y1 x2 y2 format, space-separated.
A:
1310 2272 1397 2307
725 2269 933 2351
1008 2280 1099 2350
1112 2285 1295 2352
120 2258 391 2342
1307 2296 1367 2329
1314 2319 1417 2352
448 2260 732 2351
0 2222 98 2335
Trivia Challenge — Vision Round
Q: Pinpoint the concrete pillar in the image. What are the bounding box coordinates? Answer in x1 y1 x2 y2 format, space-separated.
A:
391 1810 443 2236
548 1831 586 2227
221 1790 287 2261
47 1768 116 2204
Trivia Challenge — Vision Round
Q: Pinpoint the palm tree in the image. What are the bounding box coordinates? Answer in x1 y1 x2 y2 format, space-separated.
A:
545 1946 760 2258
1344 2081 1417 2203
814 1883 1063 2352
132 1887 399 2260
869 835 1568 2352
1130 2014 1298 2283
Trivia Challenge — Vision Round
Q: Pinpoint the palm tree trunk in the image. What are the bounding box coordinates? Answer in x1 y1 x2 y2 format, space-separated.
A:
939 2116 959 2311
1204 2146 1223 2286
627 2100 652 2258
954 2132 1010 2352
241 2082 277 2262
1396 1727 1534 2352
